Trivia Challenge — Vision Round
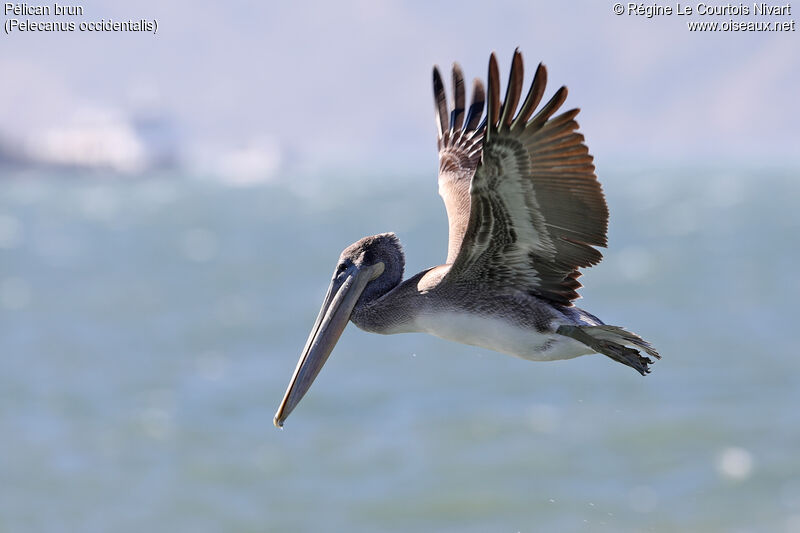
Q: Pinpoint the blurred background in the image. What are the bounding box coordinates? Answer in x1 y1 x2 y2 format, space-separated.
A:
1 1 798 532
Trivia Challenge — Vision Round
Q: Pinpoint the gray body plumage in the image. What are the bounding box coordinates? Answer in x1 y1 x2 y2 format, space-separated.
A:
345 237 652 368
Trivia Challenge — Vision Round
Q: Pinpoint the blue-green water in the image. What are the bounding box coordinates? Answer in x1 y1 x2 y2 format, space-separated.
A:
1 168 798 532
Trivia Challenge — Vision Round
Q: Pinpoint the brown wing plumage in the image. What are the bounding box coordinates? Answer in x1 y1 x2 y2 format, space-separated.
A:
443 50 609 306
433 63 485 264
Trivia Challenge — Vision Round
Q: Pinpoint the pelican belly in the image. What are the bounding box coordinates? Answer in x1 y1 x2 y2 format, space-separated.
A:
415 310 595 362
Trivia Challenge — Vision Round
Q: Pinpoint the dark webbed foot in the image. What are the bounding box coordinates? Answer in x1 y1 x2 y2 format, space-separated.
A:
556 324 661 376
592 338 655 375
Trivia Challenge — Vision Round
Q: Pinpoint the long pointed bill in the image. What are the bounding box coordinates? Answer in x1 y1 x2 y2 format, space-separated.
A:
273 263 382 427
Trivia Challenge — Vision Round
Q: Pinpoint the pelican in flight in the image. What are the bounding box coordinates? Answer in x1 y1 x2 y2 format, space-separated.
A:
274 50 659 427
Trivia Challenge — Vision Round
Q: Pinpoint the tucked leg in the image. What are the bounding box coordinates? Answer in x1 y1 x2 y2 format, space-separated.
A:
556 324 660 376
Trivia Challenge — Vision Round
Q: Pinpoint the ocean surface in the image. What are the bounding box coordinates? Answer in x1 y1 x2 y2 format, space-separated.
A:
1 167 798 532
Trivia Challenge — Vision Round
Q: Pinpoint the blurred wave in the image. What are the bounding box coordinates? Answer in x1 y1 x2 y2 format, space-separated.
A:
1 166 798 532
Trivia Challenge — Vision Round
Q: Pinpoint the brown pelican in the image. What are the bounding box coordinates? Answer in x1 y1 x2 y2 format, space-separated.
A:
274 50 659 427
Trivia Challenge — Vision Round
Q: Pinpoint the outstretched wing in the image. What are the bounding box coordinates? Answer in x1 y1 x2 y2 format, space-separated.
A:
433 63 485 264
443 50 609 306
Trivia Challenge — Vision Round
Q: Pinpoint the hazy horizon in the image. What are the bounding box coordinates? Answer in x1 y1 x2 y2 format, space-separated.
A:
1 1 797 179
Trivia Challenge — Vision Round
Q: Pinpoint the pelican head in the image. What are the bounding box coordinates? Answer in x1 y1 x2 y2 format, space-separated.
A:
274 233 404 427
